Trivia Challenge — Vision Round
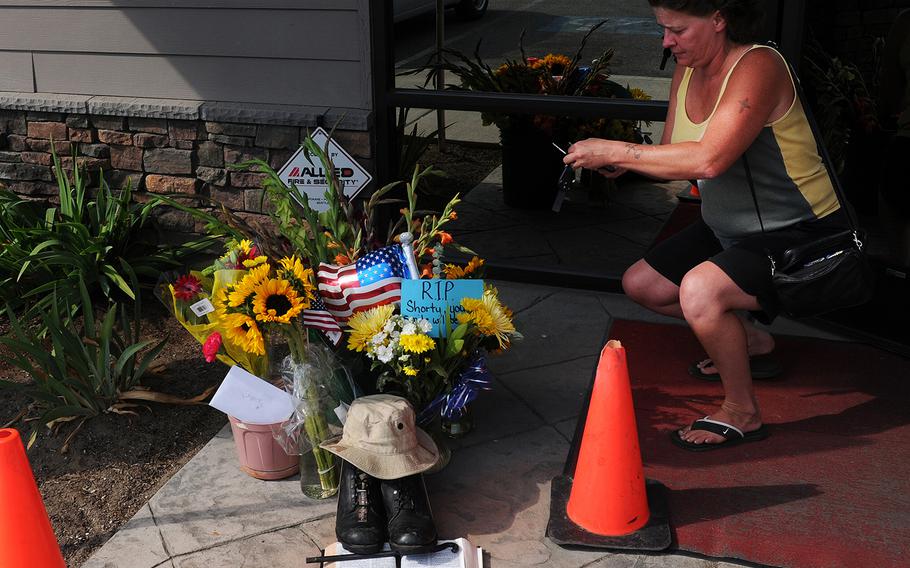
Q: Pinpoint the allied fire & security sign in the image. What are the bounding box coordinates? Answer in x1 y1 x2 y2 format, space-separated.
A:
401 279 485 337
277 127 373 212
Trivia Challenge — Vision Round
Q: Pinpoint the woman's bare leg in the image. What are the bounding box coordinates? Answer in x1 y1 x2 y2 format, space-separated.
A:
677 262 765 445
622 259 684 319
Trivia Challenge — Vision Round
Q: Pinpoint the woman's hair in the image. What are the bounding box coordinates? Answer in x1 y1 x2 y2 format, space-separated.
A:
647 0 765 44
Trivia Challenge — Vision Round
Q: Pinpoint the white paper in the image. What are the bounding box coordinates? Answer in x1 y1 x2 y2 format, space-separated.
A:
325 543 395 568
209 366 294 424
334 401 350 425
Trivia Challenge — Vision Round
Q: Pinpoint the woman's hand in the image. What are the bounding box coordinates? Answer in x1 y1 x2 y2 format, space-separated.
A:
564 138 622 173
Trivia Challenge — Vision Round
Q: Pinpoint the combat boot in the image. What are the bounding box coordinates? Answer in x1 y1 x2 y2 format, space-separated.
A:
380 473 437 553
335 460 387 554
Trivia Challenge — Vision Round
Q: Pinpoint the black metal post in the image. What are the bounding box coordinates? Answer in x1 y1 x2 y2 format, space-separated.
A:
389 89 668 121
369 0 397 189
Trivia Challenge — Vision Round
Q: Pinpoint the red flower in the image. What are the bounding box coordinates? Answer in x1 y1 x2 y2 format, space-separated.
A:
203 332 222 363
437 231 453 245
174 274 203 301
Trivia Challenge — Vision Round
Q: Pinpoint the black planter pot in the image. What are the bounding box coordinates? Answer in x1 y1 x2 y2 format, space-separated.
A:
500 127 565 209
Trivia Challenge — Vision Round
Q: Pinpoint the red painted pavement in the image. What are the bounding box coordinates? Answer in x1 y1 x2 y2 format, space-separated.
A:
609 319 910 568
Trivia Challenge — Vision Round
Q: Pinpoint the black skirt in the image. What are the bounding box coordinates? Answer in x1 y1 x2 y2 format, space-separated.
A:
643 210 849 323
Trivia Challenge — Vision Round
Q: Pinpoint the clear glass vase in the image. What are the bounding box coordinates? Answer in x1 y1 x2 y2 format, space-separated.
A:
424 426 452 475
278 332 347 500
440 406 474 439
299 448 340 499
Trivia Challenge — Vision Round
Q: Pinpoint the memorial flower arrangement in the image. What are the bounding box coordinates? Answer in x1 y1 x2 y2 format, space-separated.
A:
158 237 349 496
227 136 521 425
157 131 521 493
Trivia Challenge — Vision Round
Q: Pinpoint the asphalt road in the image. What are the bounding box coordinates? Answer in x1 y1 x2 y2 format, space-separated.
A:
394 0 672 78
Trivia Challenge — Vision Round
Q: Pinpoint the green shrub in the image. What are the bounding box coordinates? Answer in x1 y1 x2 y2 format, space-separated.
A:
0 149 217 315
0 278 166 446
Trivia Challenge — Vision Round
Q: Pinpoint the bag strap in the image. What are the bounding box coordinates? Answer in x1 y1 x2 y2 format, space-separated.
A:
744 42 859 233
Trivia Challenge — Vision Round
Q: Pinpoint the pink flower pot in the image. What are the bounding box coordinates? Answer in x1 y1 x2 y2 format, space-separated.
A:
228 416 299 480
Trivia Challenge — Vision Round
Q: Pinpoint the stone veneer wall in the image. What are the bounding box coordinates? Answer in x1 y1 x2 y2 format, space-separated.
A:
0 103 372 238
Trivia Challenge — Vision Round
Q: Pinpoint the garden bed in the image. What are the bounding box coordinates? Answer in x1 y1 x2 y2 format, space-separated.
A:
0 139 501 567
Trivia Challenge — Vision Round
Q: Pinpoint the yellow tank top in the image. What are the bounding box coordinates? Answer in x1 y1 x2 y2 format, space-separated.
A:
668 45 840 244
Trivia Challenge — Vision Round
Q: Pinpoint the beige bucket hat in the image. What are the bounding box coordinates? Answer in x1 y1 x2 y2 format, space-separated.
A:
320 394 439 480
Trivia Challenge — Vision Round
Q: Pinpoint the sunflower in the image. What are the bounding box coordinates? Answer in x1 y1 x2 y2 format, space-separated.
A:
277 256 315 300
531 53 573 75
403 366 419 376
251 278 307 324
458 287 517 349
347 305 395 352
222 313 265 355
399 333 435 354
225 264 271 307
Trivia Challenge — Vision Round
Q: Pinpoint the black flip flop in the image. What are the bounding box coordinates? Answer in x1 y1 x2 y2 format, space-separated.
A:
670 417 770 452
688 353 783 382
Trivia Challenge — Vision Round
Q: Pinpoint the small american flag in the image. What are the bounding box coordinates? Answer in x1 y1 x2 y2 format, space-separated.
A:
317 244 410 323
302 296 344 345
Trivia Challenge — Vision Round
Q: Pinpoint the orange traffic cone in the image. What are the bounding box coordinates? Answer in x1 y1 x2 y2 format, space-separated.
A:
676 181 701 203
0 428 66 568
566 340 649 535
547 341 669 550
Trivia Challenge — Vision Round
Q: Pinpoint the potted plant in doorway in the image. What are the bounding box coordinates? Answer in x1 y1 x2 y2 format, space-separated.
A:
419 22 651 209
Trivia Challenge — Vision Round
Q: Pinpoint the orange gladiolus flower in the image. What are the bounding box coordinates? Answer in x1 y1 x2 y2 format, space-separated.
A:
334 254 352 265
438 231 453 245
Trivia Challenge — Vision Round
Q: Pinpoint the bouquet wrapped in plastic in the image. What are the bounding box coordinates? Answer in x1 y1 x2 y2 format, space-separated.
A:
276 342 357 498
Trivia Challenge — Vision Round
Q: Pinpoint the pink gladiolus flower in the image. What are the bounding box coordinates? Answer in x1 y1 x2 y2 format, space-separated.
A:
203 332 222 363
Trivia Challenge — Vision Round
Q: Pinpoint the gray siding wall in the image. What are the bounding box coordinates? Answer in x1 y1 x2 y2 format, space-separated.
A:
0 0 372 110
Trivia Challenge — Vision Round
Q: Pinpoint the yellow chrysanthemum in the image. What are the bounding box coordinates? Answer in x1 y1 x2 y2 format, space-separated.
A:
346 305 395 352
443 256 485 279
222 313 265 356
251 278 306 324
459 287 517 349
403 366 418 376
399 333 435 354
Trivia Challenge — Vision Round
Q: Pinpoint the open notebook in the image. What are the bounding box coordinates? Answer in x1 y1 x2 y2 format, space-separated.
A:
323 538 482 568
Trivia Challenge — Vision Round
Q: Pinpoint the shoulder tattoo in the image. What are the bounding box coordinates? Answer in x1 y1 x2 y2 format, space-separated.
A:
738 98 752 113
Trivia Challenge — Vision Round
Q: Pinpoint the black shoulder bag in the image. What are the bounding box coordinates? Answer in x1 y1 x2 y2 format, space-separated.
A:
743 47 874 318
